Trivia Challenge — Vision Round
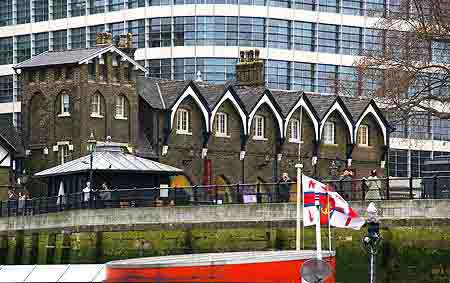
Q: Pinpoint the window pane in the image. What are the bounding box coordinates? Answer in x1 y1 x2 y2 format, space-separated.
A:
70 27 86 49
71 0 86 17
33 32 49 55
52 30 67 51
0 37 13 65
0 76 13 103
33 0 49 22
0 0 13 27
16 35 31 63
52 0 67 19
17 0 31 24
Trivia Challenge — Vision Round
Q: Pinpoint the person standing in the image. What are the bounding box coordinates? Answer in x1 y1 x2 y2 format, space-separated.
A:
338 169 353 200
279 172 291 202
365 169 382 200
83 182 91 208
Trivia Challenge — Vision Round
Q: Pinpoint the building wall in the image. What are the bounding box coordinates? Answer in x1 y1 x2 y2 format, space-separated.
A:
21 53 140 172
154 96 384 185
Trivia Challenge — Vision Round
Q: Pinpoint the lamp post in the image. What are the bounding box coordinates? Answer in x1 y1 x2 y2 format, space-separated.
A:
87 132 97 191
362 202 381 283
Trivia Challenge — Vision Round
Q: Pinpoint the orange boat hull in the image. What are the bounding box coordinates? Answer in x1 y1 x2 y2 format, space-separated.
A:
106 253 336 283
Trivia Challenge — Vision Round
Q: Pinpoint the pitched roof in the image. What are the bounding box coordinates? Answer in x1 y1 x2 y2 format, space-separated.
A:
233 86 266 112
271 90 303 116
34 144 182 177
14 45 147 73
340 96 373 122
0 126 24 156
14 46 109 69
307 94 337 119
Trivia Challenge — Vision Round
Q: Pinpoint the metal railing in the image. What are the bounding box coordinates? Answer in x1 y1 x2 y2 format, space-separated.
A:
1 175 450 217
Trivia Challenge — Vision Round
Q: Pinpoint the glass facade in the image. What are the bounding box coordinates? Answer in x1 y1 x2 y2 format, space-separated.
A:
0 76 13 103
52 0 67 19
151 58 237 83
33 32 49 55
17 0 31 24
128 20 145 48
70 0 86 17
89 25 105 47
0 0 13 27
0 37 13 65
53 30 67 51
293 22 315 51
70 27 86 49
0 0 402 27
388 149 450 178
16 35 31 63
33 0 49 22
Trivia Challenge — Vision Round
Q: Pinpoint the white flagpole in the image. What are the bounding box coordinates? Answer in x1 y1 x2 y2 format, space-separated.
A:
328 190 332 252
295 104 304 252
315 189 322 260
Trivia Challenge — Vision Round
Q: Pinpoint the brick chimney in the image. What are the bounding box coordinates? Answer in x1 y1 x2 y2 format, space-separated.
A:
96 32 136 58
235 49 264 86
96 32 113 46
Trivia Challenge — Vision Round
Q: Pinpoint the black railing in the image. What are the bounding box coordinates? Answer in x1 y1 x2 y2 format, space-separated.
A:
2 176 450 217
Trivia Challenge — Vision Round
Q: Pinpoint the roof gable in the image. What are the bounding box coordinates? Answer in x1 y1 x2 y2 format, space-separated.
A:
14 45 146 73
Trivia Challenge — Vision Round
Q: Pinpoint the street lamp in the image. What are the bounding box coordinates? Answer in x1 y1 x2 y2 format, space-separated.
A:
87 132 97 191
362 202 382 283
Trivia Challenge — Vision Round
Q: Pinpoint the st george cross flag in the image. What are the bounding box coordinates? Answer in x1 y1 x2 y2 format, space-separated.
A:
302 175 365 230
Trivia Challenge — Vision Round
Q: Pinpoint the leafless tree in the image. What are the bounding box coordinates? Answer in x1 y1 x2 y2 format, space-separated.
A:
355 0 450 124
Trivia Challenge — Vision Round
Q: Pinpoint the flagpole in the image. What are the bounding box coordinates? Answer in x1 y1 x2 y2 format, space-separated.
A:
328 191 332 252
295 101 304 252
315 190 322 260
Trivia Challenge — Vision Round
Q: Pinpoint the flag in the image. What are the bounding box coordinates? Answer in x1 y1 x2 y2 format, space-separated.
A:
302 175 365 230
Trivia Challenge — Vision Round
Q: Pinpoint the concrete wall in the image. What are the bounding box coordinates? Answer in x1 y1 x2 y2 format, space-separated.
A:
3 200 450 232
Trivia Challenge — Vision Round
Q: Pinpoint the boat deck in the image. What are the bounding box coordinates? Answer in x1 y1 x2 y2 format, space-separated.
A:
107 250 335 268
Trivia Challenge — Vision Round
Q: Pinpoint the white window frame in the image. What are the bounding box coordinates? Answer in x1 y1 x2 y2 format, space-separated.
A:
358 124 369 146
215 112 229 137
323 121 335 145
91 93 102 118
115 95 127 120
253 115 266 140
176 109 191 135
58 144 69 164
289 119 301 143
58 94 70 117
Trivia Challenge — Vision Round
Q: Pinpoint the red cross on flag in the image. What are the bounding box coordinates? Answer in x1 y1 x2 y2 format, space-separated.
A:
302 175 365 230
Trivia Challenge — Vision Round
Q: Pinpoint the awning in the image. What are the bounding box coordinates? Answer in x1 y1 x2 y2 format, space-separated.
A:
34 150 182 178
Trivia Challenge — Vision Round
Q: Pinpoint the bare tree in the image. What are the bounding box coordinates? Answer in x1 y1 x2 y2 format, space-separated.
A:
356 0 450 123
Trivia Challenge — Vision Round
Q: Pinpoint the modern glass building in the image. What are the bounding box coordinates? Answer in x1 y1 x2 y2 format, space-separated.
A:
0 0 448 177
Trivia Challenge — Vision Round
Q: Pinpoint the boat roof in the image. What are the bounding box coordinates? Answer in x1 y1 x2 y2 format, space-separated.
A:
106 250 335 269
0 264 105 282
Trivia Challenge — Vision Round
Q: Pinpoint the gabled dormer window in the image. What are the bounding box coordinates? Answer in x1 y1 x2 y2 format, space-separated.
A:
176 109 191 135
357 124 369 146
215 112 229 137
253 115 265 140
290 118 304 143
323 121 335 145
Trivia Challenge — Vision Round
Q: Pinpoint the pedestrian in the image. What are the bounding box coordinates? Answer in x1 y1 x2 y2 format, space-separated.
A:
338 169 353 200
18 192 25 215
279 172 291 202
100 182 111 208
83 182 91 206
365 169 382 200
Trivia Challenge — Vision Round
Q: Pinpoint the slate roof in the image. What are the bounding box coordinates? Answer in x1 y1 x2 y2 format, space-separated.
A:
35 143 182 177
0 126 24 156
307 94 338 119
271 90 303 117
136 77 387 129
14 46 109 69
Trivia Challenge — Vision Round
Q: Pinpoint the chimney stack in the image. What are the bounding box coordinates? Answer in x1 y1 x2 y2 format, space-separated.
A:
96 32 113 46
236 49 264 86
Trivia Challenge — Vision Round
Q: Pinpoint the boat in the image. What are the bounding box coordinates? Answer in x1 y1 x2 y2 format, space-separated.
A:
105 250 336 283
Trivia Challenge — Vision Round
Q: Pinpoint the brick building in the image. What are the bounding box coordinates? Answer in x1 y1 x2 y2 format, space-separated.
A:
14 42 390 193
14 34 147 180
137 74 390 186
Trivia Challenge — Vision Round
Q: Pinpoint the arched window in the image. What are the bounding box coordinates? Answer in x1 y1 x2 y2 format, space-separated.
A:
215 112 228 137
323 121 335 144
176 109 191 135
289 119 300 143
91 92 104 117
60 93 70 115
357 124 369 146
253 115 265 140
115 95 128 119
